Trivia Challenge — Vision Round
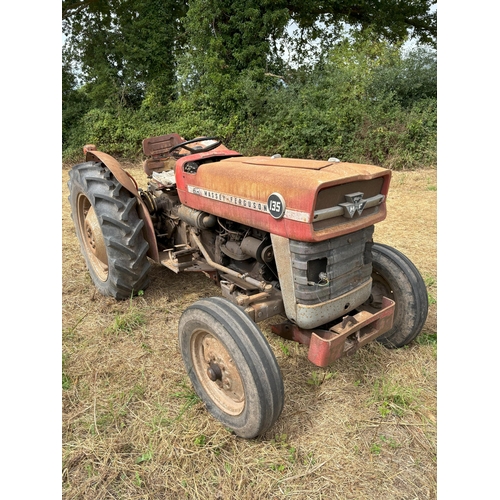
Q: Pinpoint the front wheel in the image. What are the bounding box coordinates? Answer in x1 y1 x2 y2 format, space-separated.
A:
367 243 428 348
178 297 284 438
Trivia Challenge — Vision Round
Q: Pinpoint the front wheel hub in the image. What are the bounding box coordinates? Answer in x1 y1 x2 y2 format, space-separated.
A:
207 362 223 381
190 332 245 415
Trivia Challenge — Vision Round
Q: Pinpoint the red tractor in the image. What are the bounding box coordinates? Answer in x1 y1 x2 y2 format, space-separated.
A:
68 134 428 438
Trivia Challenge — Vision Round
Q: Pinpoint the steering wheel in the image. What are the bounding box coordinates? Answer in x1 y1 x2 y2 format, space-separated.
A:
168 136 222 155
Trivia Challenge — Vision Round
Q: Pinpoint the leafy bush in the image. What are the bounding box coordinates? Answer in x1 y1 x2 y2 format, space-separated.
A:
62 40 436 169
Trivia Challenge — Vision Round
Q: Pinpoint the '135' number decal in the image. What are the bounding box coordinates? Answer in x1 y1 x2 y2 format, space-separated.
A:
267 193 286 219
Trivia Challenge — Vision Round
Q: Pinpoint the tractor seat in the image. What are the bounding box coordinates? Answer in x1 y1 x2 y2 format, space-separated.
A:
142 133 184 176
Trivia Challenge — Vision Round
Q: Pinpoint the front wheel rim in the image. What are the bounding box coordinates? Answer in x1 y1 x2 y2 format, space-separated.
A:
190 330 245 416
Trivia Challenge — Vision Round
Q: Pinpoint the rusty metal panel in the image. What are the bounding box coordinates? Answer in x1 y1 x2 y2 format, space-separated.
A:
308 297 395 366
175 156 390 243
272 297 395 367
244 296 286 323
142 133 184 156
241 157 334 170
270 322 316 346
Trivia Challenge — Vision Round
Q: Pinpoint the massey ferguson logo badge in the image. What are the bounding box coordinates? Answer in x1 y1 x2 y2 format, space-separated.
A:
187 185 310 222
340 192 367 218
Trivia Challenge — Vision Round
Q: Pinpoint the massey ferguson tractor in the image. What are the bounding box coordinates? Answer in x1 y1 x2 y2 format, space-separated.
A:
68 134 428 438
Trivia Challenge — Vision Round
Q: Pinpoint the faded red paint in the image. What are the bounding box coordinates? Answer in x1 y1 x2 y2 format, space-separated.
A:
175 155 391 243
81 143 390 260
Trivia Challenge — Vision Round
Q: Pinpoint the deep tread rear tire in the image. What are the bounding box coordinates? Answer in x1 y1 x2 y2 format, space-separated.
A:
179 297 284 438
68 161 150 299
369 243 428 348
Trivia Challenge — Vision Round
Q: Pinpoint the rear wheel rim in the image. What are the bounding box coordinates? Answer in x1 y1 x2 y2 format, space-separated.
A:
76 194 108 281
190 329 245 416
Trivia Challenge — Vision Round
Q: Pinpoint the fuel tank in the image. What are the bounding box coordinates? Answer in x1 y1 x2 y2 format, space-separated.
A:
175 154 391 243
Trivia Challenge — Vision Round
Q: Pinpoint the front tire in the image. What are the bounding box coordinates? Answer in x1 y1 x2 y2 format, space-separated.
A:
178 297 284 438
368 243 428 348
68 161 150 299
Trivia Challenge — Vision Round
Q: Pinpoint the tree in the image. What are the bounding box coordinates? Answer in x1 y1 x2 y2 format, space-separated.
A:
177 0 436 119
181 0 436 75
284 0 436 47
62 0 187 109
62 0 436 165
63 0 436 107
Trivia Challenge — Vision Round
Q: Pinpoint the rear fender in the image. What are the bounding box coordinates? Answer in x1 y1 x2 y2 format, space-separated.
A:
83 145 160 262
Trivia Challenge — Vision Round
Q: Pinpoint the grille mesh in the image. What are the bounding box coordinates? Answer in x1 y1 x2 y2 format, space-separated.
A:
289 226 374 305
313 179 384 230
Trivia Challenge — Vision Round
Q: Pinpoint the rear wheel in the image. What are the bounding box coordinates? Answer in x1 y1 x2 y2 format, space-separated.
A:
178 297 284 438
68 161 150 299
367 243 428 348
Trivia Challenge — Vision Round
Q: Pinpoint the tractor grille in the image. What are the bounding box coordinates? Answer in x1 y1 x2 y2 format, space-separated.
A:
289 226 374 305
313 179 384 231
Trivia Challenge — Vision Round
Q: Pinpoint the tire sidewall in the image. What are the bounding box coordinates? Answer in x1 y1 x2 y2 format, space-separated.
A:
371 243 428 347
68 164 110 294
179 309 265 438
372 254 410 342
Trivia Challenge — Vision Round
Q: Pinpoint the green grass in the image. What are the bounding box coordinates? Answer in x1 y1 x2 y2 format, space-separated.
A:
107 307 146 334
307 370 334 386
194 434 207 447
279 341 291 356
134 472 143 487
173 381 202 420
371 378 420 417
370 435 401 455
380 435 400 449
62 372 71 390
416 333 437 346
63 313 88 340
423 274 437 305
62 354 71 390
424 275 436 287
136 450 153 464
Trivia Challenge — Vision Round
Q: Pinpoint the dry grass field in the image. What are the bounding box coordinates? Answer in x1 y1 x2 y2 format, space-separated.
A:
62 162 437 500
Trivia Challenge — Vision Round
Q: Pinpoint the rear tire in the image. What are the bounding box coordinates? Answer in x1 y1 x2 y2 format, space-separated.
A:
178 297 284 438
68 161 150 299
368 243 428 348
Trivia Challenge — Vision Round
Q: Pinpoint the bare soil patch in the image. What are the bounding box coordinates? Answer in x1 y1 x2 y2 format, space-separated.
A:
62 163 437 500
